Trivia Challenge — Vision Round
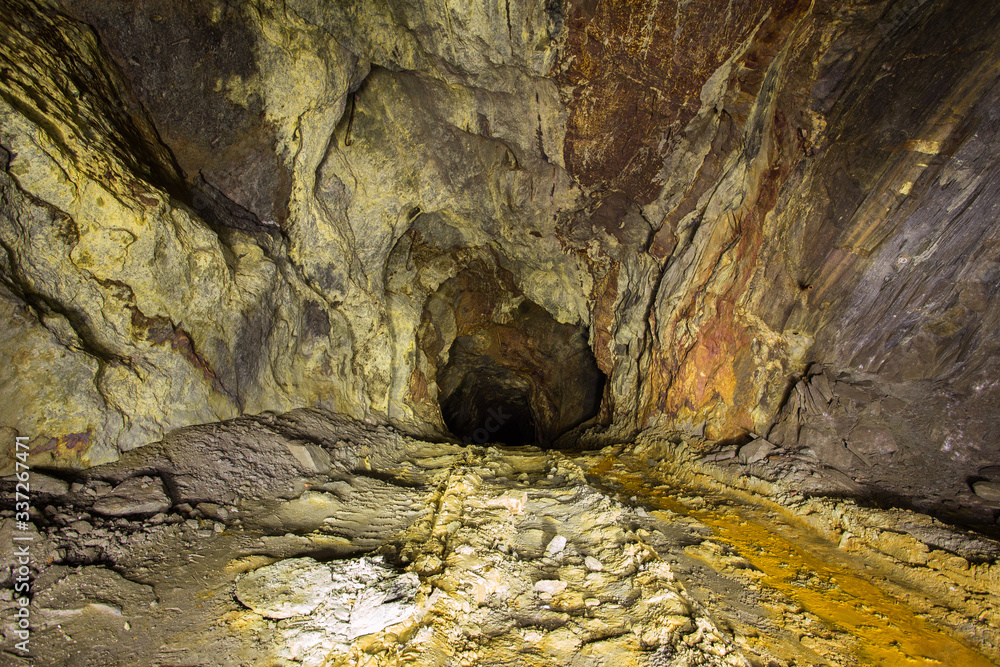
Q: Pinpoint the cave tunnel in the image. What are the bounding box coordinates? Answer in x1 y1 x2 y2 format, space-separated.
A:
435 299 606 447
7 0 1000 663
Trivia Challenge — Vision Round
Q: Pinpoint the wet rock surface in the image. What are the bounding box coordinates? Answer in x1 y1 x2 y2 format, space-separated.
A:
1 411 997 666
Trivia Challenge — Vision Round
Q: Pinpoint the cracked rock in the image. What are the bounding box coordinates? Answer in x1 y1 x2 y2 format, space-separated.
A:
738 438 775 464
236 557 336 619
91 476 171 517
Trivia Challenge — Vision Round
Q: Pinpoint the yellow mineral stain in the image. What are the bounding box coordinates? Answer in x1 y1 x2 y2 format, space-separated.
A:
903 139 943 154
589 458 995 667
195 587 220 600
701 512 993 666
225 555 278 574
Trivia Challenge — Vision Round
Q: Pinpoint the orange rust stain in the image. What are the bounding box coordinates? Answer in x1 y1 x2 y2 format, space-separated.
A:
665 298 750 426
131 308 229 396
593 460 998 667
558 0 805 203
408 367 432 406
640 138 788 437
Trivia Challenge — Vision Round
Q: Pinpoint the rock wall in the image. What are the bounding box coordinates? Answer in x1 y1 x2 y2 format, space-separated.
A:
2 0 998 483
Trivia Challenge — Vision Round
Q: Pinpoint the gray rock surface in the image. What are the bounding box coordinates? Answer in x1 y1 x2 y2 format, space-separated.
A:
737 438 774 464
26 472 70 496
849 421 898 458
972 481 1000 503
800 425 857 473
91 476 171 516
33 566 156 615
979 466 1000 481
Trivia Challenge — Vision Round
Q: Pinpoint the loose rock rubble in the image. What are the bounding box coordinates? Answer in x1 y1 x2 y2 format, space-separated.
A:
1 409 997 666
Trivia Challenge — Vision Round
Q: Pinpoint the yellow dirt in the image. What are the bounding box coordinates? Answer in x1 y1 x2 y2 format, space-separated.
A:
590 456 996 666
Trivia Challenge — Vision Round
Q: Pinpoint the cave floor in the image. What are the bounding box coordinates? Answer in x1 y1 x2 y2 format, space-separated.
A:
2 411 998 666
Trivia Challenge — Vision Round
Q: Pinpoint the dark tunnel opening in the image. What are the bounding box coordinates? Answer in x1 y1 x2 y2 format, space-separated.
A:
440 366 539 446
435 299 606 447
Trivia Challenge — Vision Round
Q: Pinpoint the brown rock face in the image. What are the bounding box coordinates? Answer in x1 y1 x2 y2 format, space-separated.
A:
1 0 999 521
558 0 793 204
437 295 604 446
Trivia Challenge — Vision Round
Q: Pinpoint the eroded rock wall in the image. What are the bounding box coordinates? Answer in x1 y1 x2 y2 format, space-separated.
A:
1 0 998 483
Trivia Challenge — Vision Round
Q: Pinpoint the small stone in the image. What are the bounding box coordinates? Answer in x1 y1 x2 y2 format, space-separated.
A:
322 480 354 498
972 481 1000 503
534 579 567 596
545 535 567 556
737 438 775 464
235 557 335 619
87 481 112 496
584 598 600 607
213 522 225 533
516 529 547 557
584 556 604 572
414 555 443 576
285 443 331 474
91 477 171 516
197 503 228 522
70 520 93 534
185 519 200 530
700 449 737 463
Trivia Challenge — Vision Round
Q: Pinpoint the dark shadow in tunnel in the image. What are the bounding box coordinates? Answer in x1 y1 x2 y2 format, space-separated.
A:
436 299 606 447
440 366 538 445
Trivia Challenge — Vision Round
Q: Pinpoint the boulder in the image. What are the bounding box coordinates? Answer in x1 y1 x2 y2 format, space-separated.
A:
91 476 171 516
737 438 775 464
236 558 336 619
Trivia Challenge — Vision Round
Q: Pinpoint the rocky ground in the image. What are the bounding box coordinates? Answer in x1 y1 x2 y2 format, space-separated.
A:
2 409 999 666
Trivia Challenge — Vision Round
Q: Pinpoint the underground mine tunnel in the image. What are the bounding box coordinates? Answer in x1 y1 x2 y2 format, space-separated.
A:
2 0 1000 665
432 281 606 446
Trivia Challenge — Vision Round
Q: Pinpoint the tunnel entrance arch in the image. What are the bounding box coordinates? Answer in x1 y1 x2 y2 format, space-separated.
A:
429 281 605 447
